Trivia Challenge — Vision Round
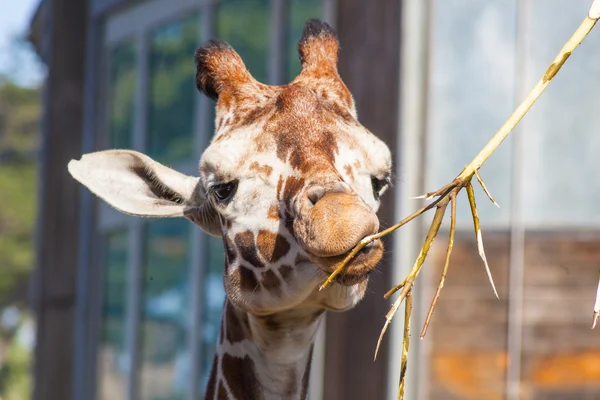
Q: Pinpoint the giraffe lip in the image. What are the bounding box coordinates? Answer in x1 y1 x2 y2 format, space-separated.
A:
334 270 371 286
307 238 384 285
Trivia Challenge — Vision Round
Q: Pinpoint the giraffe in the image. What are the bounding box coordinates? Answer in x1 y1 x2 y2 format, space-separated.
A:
68 19 392 399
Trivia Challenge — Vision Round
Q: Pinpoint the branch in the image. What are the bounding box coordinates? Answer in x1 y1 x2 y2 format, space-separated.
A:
319 3 600 399
593 269 600 329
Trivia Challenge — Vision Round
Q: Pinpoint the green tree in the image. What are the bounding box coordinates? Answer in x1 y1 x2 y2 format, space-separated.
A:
0 79 40 305
0 77 40 399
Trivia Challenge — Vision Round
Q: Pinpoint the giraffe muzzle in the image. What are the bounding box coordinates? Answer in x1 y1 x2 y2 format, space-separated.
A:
293 191 383 275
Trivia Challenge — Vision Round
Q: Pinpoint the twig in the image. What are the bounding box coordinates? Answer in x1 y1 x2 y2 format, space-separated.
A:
420 192 457 339
397 292 412 400
321 6 598 291
374 202 448 360
467 182 499 298
474 169 499 208
593 269 600 329
319 2 600 396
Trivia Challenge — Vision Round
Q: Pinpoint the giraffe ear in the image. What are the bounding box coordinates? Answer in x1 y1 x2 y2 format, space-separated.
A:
68 150 222 236
195 40 256 100
295 19 355 115
298 19 339 73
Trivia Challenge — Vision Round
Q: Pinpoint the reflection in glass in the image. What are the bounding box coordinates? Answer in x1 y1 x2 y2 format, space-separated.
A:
108 40 136 149
426 0 516 226
287 0 323 80
139 219 191 400
200 236 226 390
98 230 129 400
217 0 270 83
147 15 199 164
521 0 600 226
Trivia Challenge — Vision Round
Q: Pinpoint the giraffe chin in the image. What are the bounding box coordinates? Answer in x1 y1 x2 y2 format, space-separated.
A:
308 238 384 287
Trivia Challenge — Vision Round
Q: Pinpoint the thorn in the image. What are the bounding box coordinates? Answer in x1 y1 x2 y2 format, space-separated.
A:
467 183 499 299
375 297 402 360
374 318 390 361
476 229 499 299
593 269 600 329
474 169 499 208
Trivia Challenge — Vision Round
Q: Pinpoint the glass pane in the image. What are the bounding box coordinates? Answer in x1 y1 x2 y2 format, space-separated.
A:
520 0 600 226
425 1 517 398
287 0 323 80
108 40 137 149
217 0 270 83
147 15 199 164
426 0 517 227
139 219 191 400
97 230 129 400
519 2 600 398
199 236 226 390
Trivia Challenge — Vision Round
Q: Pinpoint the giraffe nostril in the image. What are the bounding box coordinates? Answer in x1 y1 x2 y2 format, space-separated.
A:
306 186 325 206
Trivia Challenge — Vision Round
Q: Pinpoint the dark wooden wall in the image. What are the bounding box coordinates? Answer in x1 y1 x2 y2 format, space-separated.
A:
324 1 401 399
32 0 88 399
427 231 600 400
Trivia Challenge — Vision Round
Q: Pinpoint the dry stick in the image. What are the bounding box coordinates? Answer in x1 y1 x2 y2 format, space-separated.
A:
319 5 600 399
474 169 499 208
373 202 448 360
397 292 412 400
466 182 499 299
420 191 457 339
320 7 599 292
593 269 600 329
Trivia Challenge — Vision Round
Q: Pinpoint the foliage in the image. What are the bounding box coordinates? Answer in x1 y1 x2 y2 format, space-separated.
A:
0 79 40 305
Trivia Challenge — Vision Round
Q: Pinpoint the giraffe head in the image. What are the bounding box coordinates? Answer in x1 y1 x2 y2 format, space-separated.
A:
68 20 392 316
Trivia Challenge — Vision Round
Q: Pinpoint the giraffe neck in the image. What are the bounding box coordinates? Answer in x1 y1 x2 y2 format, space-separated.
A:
205 299 324 400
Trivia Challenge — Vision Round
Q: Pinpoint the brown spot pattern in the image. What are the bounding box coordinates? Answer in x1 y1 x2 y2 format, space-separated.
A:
300 345 314 399
234 230 264 268
344 164 354 179
261 269 282 296
279 264 293 280
225 300 248 343
238 266 259 292
249 161 273 177
221 354 261 400
267 204 280 220
204 355 219 399
217 381 228 400
219 315 224 344
256 230 291 263
283 177 305 206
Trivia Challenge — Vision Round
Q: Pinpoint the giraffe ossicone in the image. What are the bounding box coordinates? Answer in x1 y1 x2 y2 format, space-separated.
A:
69 19 392 400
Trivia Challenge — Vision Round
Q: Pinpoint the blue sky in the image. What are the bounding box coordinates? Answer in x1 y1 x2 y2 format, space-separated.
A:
0 0 45 87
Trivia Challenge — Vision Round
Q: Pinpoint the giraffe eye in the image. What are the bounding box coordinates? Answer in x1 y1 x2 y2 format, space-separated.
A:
371 175 390 201
211 181 238 203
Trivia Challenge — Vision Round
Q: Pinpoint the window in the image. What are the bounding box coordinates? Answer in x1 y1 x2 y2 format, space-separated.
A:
217 0 270 83
107 39 136 149
139 219 191 400
287 0 323 80
147 15 199 165
97 230 129 400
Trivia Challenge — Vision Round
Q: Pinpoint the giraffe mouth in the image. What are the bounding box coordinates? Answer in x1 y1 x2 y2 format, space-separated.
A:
308 238 384 286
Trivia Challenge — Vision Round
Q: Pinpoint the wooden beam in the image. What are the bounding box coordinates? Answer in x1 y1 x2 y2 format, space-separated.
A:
32 0 87 399
324 1 401 399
